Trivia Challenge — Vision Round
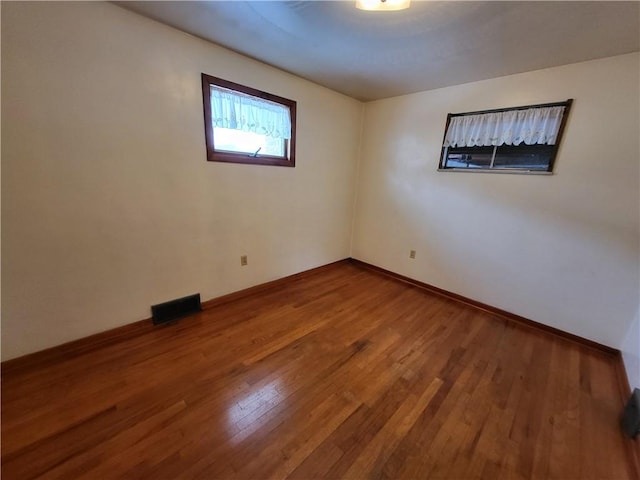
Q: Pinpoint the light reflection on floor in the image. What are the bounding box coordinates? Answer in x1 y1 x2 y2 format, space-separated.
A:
226 379 285 445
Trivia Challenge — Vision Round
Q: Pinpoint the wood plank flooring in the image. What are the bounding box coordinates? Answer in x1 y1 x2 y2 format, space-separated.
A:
2 261 636 479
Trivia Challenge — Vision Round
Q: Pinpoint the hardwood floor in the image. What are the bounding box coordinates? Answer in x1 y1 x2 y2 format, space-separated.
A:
2 261 636 479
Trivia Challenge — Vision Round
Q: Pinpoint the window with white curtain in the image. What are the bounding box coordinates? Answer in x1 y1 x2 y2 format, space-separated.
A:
438 100 572 174
201 74 297 167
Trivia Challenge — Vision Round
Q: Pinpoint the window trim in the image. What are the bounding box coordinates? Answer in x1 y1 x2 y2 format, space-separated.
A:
438 99 573 174
201 73 297 167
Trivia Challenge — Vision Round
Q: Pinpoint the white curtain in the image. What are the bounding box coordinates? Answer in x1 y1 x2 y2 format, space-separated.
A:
443 106 565 148
210 86 291 139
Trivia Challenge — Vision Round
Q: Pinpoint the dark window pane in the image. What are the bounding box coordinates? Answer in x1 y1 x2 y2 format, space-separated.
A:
445 146 493 169
493 144 553 170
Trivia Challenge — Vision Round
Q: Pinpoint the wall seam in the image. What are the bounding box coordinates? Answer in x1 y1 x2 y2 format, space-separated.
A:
348 101 367 257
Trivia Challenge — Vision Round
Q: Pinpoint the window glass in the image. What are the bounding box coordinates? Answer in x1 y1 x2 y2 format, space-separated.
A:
444 147 493 169
202 74 296 167
439 100 572 174
213 128 285 157
492 145 554 170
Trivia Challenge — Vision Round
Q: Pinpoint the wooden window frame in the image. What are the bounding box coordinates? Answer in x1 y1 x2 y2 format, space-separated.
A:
201 73 297 167
438 99 573 174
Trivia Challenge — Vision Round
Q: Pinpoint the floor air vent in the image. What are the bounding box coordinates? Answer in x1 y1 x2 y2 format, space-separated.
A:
151 293 201 325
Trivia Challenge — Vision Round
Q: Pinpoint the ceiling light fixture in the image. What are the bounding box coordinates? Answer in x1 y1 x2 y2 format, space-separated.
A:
356 0 411 11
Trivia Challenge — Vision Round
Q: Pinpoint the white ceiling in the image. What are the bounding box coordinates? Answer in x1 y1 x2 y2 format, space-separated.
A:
118 1 640 101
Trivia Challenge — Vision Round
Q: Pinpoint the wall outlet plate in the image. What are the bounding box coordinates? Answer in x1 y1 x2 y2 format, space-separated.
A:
241 255 248 266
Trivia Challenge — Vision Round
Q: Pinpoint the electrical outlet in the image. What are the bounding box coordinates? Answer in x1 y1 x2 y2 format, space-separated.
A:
409 250 416 259
240 255 248 266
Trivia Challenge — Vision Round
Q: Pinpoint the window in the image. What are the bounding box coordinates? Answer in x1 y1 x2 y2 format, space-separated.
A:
201 74 296 167
438 99 572 174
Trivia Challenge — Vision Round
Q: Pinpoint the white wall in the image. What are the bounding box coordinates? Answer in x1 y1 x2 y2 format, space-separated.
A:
352 53 639 350
1 2 362 360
